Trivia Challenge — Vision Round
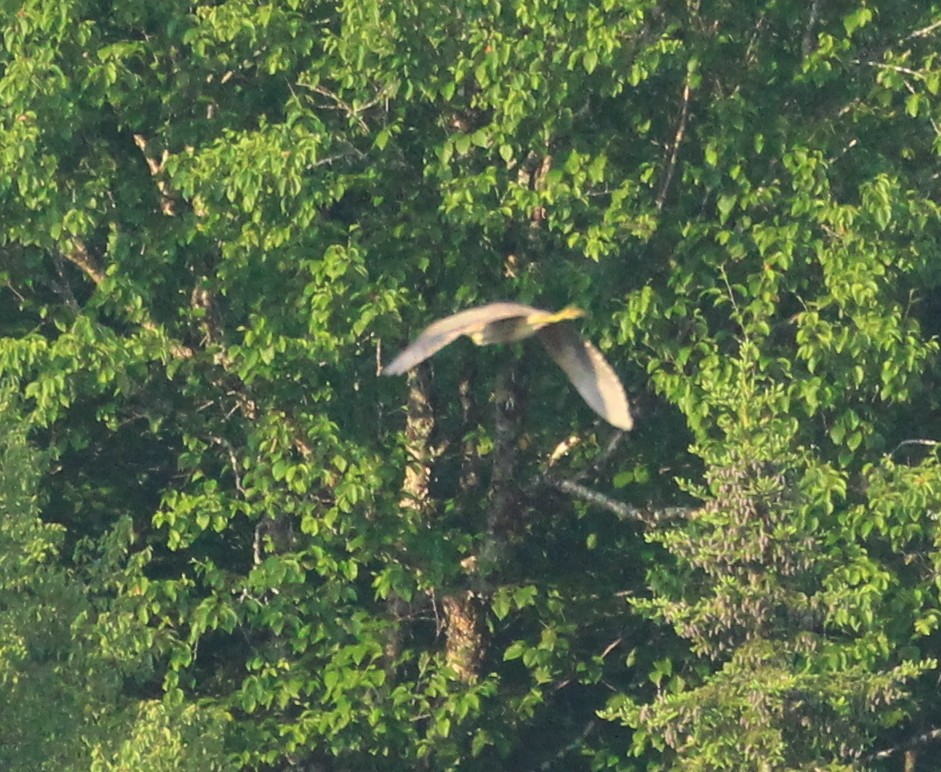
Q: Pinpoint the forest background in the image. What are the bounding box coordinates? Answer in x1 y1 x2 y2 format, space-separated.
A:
3 0 941 769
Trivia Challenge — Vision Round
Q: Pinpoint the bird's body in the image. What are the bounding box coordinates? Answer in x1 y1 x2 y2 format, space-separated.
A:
383 302 632 430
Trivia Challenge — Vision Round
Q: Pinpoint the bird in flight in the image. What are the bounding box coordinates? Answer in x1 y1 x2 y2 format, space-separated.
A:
383 302 632 430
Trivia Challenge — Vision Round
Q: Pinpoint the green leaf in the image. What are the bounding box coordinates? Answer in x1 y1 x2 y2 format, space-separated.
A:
583 50 598 74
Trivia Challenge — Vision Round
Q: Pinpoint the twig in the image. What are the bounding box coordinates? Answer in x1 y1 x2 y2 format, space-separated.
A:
579 430 627 481
599 636 622 659
908 19 941 39
656 77 692 212
296 82 371 131
890 439 940 458
852 60 941 135
527 720 597 772
133 133 177 216
854 60 926 79
865 726 941 761
210 435 245 495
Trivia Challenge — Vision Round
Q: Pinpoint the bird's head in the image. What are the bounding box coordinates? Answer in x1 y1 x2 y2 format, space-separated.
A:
531 306 585 327
555 306 585 322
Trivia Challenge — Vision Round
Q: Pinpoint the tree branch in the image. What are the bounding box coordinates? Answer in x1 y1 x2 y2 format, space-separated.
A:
64 238 105 285
133 133 177 216
891 439 940 458
656 77 692 212
865 726 941 762
539 476 691 525
908 19 941 39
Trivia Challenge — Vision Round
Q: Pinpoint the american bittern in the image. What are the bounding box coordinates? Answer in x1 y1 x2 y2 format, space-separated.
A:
383 302 632 430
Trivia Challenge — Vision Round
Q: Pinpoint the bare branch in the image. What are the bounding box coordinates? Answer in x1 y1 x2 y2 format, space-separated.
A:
540 476 690 525
133 133 177 215
210 435 245 495
526 719 597 772
865 726 941 761
855 60 926 79
599 636 623 659
852 60 941 136
656 77 692 212
297 82 370 131
64 238 105 285
890 439 940 458
908 19 941 39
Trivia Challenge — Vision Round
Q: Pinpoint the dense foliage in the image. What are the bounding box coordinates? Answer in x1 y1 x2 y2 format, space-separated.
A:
3 0 941 768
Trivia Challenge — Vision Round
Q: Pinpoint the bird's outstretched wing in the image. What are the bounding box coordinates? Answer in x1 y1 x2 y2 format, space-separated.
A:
382 302 540 374
538 324 633 430
383 302 632 431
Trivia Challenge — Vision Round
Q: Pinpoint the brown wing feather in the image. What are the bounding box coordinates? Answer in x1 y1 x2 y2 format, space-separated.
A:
382 302 542 374
537 324 633 430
